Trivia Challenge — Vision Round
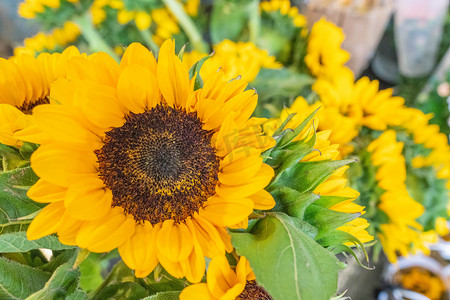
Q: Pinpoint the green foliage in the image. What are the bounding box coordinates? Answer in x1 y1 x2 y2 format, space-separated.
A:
0 167 43 234
143 291 181 300
251 68 315 117
0 257 51 299
210 0 255 44
0 232 75 253
230 212 339 300
27 263 80 300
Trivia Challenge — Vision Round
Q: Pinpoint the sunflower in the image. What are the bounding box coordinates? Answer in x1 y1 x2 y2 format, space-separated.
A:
264 98 373 244
0 46 81 146
183 40 282 83
367 130 425 262
304 18 350 79
180 256 272 300
25 40 276 282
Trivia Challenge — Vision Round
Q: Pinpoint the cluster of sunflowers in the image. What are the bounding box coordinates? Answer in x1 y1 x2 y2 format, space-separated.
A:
0 0 449 299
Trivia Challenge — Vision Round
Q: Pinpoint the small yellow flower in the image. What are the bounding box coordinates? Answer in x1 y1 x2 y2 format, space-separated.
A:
305 18 350 79
184 40 282 83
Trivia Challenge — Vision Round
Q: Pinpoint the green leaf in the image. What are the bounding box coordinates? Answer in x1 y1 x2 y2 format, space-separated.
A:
0 257 50 299
270 159 355 193
0 144 28 171
143 291 181 300
0 184 44 234
210 0 252 44
79 253 104 292
251 68 315 101
39 249 78 273
230 212 339 300
0 232 75 252
304 205 360 239
66 289 89 300
91 282 148 300
0 166 39 187
27 263 80 300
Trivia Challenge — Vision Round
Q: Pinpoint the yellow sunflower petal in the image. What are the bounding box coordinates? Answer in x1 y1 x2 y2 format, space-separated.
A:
76 207 136 252
249 189 275 210
119 221 159 278
120 43 157 73
64 176 112 220
156 39 190 108
31 144 98 187
27 179 67 203
117 64 160 113
201 196 254 227
179 283 214 300
27 201 65 240
156 220 194 262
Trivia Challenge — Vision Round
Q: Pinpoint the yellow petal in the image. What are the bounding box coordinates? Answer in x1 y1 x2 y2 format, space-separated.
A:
64 176 112 220
120 43 157 73
76 207 136 252
157 39 190 108
156 220 194 262
219 155 263 186
179 283 213 300
32 104 102 149
201 196 254 227
119 221 159 278
27 202 65 240
30 144 98 187
117 64 160 113
215 163 274 198
249 189 275 210
27 179 67 203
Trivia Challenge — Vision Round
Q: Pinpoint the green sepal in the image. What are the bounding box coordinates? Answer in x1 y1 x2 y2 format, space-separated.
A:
270 159 356 193
313 195 355 208
188 53 213 90
304 204 360 239
270 187 320 220
277 108 319 148
230 212 339 300
267 133 316 174
177 44 186 60
318 230 372 270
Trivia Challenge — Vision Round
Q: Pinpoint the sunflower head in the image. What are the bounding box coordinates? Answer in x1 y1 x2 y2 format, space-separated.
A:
25 40 276 282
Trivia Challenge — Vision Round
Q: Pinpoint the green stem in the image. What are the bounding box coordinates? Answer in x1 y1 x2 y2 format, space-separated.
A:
74 14 119 61
162 0 208 53
139 29 160 55
248 0 261 44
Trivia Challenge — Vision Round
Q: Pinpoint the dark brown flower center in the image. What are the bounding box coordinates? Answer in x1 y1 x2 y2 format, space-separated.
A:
237 280 273 300
17 97 50 115
95 104 220 224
